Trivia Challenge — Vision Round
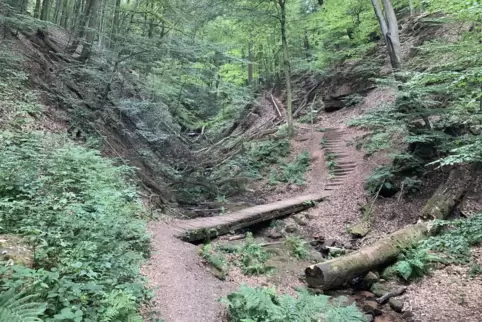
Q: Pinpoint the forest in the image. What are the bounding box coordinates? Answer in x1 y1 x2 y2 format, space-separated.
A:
0 0 481 321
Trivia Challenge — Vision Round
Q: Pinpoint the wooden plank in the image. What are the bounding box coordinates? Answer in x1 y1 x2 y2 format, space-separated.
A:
172 193 326 242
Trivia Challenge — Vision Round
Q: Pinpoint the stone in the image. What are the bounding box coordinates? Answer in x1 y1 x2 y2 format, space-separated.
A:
304 213 318 220
364 314 374 322
285 223 297 233
374 312 404 322
323 238 336 248
371 283 389 297
402 311 414 320
267 230 283 239
348 221 371 238
293 214 308 226
358 291 376 299
362 271 379 288
362 300 382 316
389 298 404 313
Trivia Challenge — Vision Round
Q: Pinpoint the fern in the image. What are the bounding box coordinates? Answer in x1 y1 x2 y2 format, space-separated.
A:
0 289 45 322
222 285 366 322
101 290 143 322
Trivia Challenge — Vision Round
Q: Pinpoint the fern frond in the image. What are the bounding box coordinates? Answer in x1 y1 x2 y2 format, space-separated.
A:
0 289 45 322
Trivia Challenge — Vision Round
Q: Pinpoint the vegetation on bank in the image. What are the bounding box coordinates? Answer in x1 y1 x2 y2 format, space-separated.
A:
0 41 150 322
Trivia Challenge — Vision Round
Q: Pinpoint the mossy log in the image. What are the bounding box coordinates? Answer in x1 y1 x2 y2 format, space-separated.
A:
420 168 470 220
305 222 429 290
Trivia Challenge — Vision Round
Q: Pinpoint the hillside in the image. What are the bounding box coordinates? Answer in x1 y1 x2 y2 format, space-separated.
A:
1 0 482 322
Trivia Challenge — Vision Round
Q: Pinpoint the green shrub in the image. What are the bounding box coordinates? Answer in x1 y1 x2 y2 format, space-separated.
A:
274 151 311 186
390 213 482 281
284 236 308 259
221 285 366 322
238 233 273 275
0 133 149 321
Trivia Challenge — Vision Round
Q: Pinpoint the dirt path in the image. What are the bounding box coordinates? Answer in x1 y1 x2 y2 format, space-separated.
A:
142 222 235 322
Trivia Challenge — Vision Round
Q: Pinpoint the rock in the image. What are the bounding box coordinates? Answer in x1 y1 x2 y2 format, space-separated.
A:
293 214 308 226
362 300 382 316
402 311 414 320
358 291 376 299
323 238 336 248
267 230 283 239
304 213 318 220
389 298 404 313
371 283 389 297
363 271 379 288
374 312 404 322
348 221 371 238
285 223 297 233
365 314 375 322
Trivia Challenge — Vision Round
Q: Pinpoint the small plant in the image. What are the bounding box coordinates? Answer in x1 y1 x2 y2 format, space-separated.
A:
221 285 366 322
274 151 311 186
284 236 308 259
392 247 440 281
469 263 482 277
316 127 328 132
320 137 328 148
215 194 228 203
365 166 395 195
238 233 273 275
200 244 227 278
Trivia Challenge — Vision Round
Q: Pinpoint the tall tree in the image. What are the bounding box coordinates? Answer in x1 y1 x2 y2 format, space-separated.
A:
274 0 293 136
40 0 51 21
370 0 402 70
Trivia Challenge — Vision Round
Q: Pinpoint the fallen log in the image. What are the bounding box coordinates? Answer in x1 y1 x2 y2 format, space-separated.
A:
305 222 429 290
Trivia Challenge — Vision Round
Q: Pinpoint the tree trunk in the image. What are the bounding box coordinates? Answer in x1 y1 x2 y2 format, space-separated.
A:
248 28 253 84
40 0 51 21
68 0 94 54
60 0 69 28
420 168 471 220
370 0 402 70
305 222 430 290
112 0 121 43
53 0 61 24
34 0 42 18
79 0 98 60
278 0 294 136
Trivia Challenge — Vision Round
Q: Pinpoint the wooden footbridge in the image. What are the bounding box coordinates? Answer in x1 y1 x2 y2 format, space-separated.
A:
171 193 327 242
170 128 357 243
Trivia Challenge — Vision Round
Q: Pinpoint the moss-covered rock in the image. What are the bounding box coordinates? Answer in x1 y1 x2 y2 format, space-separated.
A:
348 221 371 238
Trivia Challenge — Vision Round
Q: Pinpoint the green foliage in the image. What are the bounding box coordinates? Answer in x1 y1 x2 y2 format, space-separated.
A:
284 236 308 259
238 233 273 275
0 289 45 322
273 151 311 186
0 133 149 321
240 139 291 178
365 166 395 194
199 233 272 277
221 285 366 322
200 244 227 275
393 247 440 281
391 212 482 280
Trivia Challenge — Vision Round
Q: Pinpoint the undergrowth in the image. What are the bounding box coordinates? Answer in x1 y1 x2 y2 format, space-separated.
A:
200 233 273 277
221 285 366 322
0 133 149 321
389 213 482 281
